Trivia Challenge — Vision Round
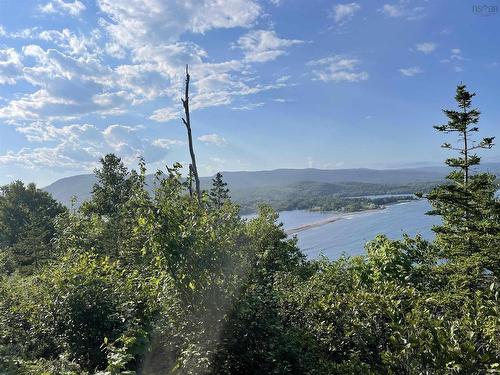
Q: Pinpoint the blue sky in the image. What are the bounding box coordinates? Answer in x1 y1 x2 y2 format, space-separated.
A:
0 0 499 186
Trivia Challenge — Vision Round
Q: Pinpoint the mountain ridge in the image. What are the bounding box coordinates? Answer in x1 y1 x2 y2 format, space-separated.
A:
42 163 500 207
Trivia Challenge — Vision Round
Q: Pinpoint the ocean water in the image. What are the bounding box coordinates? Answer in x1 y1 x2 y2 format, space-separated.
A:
272 200 442 259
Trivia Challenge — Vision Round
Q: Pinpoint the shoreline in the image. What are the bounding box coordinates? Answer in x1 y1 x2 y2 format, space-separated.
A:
285 207 386 235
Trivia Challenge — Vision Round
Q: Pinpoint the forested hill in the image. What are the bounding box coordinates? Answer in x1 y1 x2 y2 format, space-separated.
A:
213 167 446 188
203 163 500 188
43 164 500 208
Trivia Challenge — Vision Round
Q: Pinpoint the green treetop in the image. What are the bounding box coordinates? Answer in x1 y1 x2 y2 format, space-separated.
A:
0 181 66 273
82 154 133 218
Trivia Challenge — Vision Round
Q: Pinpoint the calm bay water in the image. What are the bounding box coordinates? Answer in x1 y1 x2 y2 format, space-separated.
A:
272 200 441 259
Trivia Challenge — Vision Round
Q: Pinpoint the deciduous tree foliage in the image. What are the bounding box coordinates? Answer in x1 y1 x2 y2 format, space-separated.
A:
0 84 498 374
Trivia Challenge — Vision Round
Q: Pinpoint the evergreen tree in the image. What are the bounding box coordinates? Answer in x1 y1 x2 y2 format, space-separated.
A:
209 172 230 209
82 154 132 217
427 84 499 275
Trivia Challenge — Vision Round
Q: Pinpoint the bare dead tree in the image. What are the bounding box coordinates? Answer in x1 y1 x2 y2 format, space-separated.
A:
181 64 202 206
188 164 194 198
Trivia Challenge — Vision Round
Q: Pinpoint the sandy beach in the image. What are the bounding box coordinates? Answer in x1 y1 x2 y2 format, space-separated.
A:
285 207 385 235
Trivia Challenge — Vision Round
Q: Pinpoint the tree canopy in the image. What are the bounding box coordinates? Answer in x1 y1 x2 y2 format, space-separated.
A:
0 181 65 274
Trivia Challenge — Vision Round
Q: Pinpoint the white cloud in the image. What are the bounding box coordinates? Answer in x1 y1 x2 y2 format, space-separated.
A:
3 27 39 39
0 1 294 131
440 48 468 72
308 55 369 82
152 138 185 149
105 42 126 59
0 123 110 168
0 122 171 170
332 3 361 24
440 49 465 63
93 1 289 121
276 75 291 83
399 66 422 76
0 90 78 124
0 45 137 122
450 48 466 61
0 43 180 124
98 0 261 48
381 4 403 17
39 0 86 16
149 107 180 123
415 42 436 54
0 0 300 173
38 28 102 58
97 0 267 105
380 1 425 20
231 102 265 110
0 48 23 85
150 71 290 123
112 63 170 102
197 134 227 146
0 25 6 37
15 121 95 142
236 30 304 63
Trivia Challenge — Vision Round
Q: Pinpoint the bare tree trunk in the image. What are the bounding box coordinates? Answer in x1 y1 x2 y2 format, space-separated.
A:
181 64 202 207
463 129 469 188
188 164 194 198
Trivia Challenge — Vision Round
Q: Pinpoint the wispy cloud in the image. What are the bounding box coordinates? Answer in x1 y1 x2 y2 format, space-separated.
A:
39 0 86 16
0 48 23 85
152 138 185 149
197 134 227 146
236 30 304 63
451 48 462 56
415 42 436 54
99 0 261 45
399 66 422 76
440 48 468 72
272 98 293 103
231 102 265 110
380 1 426 20
0 123 171 169
308 55 369 82
149 107 180 123
332 3 361 25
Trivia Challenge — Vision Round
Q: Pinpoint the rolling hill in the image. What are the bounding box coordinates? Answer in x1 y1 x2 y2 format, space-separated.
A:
42 163 500 209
